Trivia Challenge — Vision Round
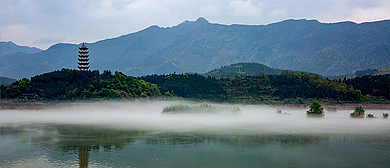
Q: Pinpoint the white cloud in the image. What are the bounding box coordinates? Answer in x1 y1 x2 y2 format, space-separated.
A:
0 24 39 46
229 0 263 18
269 9 287 18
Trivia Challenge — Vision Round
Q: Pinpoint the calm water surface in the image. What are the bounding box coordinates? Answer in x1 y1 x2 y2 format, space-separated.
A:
0 101 389 168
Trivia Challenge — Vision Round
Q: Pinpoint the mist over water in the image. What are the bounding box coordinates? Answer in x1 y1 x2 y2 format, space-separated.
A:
1 100 389 168
0 100 388 135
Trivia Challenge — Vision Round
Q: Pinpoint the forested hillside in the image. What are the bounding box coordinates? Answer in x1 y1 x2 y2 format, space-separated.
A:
0 69 161 100
1 69 388 103
218 71 362 103
205 63 282 77
1 18 389 79
344 74 389 99
140 73 227 101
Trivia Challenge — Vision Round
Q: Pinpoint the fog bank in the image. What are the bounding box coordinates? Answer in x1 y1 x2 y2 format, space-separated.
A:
0 101 388 135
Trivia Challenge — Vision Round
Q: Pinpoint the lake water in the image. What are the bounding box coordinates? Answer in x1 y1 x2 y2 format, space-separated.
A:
0 101 389 168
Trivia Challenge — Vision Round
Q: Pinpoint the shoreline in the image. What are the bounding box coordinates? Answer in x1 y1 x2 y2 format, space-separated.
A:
1 99 390 110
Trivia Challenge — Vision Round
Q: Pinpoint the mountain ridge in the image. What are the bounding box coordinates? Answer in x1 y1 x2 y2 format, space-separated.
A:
0 41 42 56
1 18 389 79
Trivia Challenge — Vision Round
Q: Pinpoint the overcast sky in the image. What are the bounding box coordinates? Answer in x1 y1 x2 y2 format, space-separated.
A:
1 0 389 49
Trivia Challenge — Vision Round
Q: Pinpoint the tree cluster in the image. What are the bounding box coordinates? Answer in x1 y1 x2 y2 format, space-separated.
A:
219 71 362 102
307 100 324 115
270 71 361 101
0 69 161 100
344 74 389 99
140 73 228 101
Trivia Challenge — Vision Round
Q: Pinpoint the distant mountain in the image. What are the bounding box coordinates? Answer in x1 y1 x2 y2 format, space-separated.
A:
0 76 17 85
205 63 282 77
1 18 389 79
0 41 42 56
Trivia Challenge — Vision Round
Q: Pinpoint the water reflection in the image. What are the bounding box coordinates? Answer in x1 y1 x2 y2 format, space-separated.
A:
1 123 389 168
1 124 149 168
79 146 88 168
0 123 331 148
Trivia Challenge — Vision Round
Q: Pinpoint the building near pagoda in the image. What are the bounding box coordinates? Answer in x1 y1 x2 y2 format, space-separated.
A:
78 43 89 71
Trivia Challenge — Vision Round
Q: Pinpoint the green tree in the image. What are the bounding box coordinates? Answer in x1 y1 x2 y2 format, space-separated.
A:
307 100 323 115
350 106 365 117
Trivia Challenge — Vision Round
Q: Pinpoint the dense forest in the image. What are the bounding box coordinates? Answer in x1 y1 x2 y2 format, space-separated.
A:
139 73 228 101
218 71 362 103
344 74 389 99
1 69 388 103
0 68 161 100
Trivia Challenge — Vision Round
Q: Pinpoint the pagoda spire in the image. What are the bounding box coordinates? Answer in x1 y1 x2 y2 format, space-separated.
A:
78 42 90 71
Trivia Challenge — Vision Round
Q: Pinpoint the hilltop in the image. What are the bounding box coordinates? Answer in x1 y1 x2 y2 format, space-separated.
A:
205 63 282 77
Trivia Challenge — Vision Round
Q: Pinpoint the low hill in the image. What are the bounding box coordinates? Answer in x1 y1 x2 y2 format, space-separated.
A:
205 63 282 77
0 69 161 100
0 76 17 85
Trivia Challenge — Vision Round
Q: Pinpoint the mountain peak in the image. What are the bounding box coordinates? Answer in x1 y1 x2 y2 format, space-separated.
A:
195 17 209 24
177 17 210 27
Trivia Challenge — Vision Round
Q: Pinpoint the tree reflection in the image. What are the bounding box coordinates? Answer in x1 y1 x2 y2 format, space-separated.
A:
1 124 330 168
79 146 89 168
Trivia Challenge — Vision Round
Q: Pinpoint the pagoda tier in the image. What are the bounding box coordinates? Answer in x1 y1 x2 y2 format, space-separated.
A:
78 66 90 71
78 43 90 71
78 58 89 61
79 44 88 50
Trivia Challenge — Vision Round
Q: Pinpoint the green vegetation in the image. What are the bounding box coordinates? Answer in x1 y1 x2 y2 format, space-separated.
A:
306 100 324 115
1 68 388 105
162 104 240 114
344 74 390 99
140 73 228 101
0 69 161 100
206 63 282 78
218 71 362 103
271 71 361 101
383 113 389 118
350 106 365 117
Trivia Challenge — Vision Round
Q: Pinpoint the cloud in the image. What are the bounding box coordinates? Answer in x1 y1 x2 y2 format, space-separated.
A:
0 0 389 49
33 37 66 45
229 0 263 18
269 9 288 18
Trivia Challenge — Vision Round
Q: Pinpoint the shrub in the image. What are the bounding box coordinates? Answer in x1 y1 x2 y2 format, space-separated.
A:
307 100 323 115
350 106 365 117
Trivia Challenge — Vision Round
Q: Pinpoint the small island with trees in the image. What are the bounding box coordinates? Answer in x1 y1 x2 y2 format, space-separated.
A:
306 100 324 116
350 107 365 118
162 104 241 114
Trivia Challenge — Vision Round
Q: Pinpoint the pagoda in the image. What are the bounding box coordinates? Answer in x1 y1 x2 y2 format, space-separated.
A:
78 43 90 71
